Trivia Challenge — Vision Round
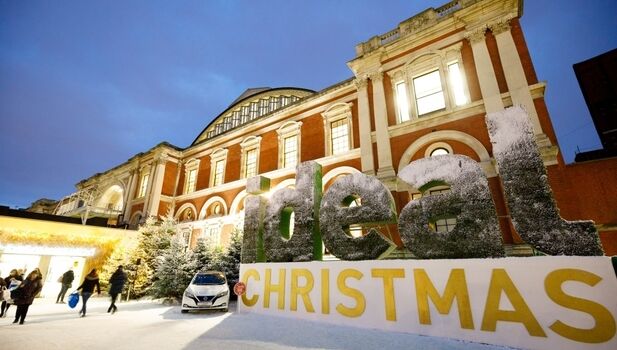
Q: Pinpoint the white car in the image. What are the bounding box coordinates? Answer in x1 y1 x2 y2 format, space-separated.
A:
181 271 229 313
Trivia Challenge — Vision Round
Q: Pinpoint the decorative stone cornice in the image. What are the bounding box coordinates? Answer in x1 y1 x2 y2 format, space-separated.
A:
464 27 487 44
353 77 368 90
153 152 169 165
489 20 511 35
368 70 384 83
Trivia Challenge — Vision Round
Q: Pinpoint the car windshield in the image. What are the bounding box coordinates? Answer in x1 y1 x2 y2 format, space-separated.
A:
192 273 226 285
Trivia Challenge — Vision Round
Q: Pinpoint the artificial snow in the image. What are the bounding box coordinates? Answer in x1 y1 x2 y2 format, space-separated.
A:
486 106 603 256
398 155 504 259
319 172 395 260
1 297 519 350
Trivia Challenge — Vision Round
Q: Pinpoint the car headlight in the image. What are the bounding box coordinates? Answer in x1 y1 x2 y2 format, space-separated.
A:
184 290 195 298
216 290 228 297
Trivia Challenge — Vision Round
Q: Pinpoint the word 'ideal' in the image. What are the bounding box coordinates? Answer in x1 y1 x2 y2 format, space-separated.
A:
241 107 603 262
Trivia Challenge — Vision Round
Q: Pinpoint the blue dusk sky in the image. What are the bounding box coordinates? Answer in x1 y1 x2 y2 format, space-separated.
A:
1 0 616 209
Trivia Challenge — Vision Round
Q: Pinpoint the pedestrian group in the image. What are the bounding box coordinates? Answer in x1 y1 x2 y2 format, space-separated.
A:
1 265 127 325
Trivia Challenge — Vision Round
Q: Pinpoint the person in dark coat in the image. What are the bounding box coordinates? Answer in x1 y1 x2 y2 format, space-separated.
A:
1 269 19 318
12 269 43 325
76 269 100 317
56 268 75 303
107 265 127 314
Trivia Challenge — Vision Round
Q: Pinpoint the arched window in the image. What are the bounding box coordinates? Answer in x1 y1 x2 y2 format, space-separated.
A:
430 147 449 156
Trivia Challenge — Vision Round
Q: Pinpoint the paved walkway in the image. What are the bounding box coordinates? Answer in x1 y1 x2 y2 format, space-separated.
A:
1 296 516 350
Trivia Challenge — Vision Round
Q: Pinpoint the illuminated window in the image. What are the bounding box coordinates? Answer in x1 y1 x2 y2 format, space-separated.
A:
331 119 350 155
448 62 468 106
245 149 257 178
429 188 457 233
283 135 298 168
413 70 446 116
322 103 353 156
277 121 302 169
348 197 363 238
396 81 410 122
185 169 197 194
240 136 261 179
249 102 259 120
213 161 224 186
430 148 449 156
137 172 149 198
390 47 469 122
209 148 228 187
183 159 200 194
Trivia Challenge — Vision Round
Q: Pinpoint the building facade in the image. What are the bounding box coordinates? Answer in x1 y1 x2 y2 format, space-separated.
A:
53 0 617 256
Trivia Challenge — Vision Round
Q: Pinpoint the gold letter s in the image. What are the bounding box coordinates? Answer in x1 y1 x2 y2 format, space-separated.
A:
545 268 616 343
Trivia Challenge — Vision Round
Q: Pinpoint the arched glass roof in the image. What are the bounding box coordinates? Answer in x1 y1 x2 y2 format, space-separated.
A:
192 87 314 145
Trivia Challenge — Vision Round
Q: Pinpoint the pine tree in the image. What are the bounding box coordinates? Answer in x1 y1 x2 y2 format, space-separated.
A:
151 237 194 299
99 244 133 292
219 228 243 286
129 215 175 297
191 237 215 273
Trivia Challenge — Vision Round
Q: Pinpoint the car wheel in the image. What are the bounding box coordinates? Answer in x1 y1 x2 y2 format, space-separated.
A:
181 310 189 314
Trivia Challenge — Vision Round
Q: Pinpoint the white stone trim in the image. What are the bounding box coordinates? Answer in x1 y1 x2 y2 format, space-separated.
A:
209 148 228 187
175 202 198 221
466 27 504 113
174 148 361 202
424 142 454 158
229 190 248 215
183 158 200 194
198 195 228 220
322 102 354 157
322 166 362 189
397 130 495 178
354 77 375 175
239 136 262 179
276 121 302 169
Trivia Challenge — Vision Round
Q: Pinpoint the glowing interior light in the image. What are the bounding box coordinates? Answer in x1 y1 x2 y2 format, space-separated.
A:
396 82 410 122
0 244 96 257
448 62 468 106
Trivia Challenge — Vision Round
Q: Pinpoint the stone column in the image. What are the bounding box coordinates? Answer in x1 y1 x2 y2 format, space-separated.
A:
466 28 504 113
492 20 549 147
146 154 168 218
142 162 157 217
354 77 375 175
370 71 396 179
122 168 138 223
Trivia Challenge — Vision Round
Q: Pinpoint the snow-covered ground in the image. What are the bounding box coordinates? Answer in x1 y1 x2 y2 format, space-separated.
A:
1 296 519 350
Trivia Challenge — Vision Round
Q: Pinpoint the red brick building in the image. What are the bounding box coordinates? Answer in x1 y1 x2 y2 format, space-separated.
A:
54 0 617 256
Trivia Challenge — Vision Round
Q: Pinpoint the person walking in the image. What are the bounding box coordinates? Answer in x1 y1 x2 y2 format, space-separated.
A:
76 269 100 317
56 268 75 303
12 269 43 325
107 266 126 314
0 269 19 318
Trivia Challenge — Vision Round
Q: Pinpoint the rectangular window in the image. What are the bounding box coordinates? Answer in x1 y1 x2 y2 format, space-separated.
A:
213 160 225 186
138 173 149 198
395 81 410 122
241 106 250 123
280 96 289 107
429 188 456 232
204 225 220 245
260 99 269 115
249 102 259 120
331 119 350 155
185 169 197 194
413 70 446 116
283 135 298 168
244 148 258 178
269 97 280 111
448 62 468 106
